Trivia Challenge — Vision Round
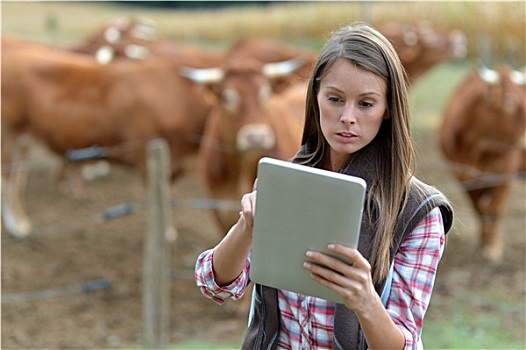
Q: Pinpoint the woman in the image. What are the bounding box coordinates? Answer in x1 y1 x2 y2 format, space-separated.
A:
195 22 453 350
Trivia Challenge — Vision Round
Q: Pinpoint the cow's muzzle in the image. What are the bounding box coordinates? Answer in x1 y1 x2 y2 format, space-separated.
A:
236 124 276 153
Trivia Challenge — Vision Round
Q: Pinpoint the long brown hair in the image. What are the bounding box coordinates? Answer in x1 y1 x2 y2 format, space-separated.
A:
294 22 415 283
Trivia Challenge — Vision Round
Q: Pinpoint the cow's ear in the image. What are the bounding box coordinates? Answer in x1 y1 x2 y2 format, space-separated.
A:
199 83 222 106
270 77 297 94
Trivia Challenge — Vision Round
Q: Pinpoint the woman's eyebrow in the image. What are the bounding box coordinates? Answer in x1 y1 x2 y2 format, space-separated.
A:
323 85 383 97
323 85 344 93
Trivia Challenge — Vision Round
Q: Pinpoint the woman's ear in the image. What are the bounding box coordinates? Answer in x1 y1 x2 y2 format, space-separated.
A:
383 111 391 120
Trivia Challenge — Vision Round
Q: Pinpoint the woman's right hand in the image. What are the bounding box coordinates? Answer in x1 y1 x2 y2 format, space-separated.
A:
212 190 257 286
239 190 257 230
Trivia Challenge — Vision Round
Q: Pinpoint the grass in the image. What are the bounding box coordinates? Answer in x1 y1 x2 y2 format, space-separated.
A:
165 340 241 349
423 309 525 349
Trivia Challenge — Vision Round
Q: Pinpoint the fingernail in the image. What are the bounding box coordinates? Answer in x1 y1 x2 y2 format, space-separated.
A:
305 251 313 258
328 244 335 250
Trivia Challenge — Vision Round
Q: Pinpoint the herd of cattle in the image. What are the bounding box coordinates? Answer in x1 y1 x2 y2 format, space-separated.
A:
1 18 524 262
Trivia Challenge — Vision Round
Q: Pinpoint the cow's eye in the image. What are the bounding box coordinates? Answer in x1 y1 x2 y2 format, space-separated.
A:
222 89 239 112
259 85 272 103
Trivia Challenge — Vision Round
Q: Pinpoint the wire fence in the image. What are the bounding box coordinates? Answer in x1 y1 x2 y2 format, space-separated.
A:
1 140 524 322
2 144 524 244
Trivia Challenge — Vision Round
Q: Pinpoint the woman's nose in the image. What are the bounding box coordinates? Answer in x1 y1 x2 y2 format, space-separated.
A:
340 106 356 124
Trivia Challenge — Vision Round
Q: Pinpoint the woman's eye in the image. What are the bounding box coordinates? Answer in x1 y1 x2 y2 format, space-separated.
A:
360 101 374 107
327 96 341 103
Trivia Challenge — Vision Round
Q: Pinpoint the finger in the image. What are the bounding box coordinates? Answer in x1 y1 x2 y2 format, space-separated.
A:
309 267 351 293
304 261 344 281
241 191 257 227
305 250 353 276
304 261 360 296
328 245 370 270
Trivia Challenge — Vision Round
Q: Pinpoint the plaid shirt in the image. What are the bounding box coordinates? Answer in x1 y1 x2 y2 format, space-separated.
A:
195 207 445 350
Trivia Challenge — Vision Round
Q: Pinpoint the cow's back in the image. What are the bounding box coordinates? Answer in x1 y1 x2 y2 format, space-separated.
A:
438 71 485 161
2 46 213 171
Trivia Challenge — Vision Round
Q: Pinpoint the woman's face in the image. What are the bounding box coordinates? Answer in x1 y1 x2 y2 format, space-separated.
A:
317 58 388 171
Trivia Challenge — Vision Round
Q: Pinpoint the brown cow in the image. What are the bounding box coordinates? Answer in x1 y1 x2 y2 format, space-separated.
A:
377 21 467 81
181 59 306 316
2 36 119 194
70 17 158 63
181 58 306 232
1 46 215 238
71 17 224 66
2 28 226 198
438 65 525 261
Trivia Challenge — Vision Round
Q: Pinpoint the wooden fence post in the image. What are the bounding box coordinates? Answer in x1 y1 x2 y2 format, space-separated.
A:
143 138 177 348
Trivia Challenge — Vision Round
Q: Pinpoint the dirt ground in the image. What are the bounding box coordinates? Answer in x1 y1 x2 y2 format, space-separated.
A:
2 129 525 349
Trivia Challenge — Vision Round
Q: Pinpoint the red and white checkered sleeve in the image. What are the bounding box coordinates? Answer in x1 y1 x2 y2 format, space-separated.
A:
194 248 251 305
387 207 446 350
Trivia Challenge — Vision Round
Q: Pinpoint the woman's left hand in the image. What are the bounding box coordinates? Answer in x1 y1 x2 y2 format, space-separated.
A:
304 244 378 314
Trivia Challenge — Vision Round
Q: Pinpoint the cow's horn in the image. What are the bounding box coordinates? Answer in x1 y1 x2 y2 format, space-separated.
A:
104 27 121 44
478 65 500 85
510 70 525 85
263 58 305 78
95 46 114 65
131 23 157 41
179 66 224 83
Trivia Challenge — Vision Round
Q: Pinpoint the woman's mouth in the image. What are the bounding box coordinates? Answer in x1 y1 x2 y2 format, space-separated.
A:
336 131 356 139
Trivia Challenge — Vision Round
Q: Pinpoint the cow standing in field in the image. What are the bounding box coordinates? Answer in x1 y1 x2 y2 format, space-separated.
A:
1 46 216 238
181 58 306 317
2 16 225 210
2 19 159 197
181 58 306 232
377 21 467 81
438 65 525 261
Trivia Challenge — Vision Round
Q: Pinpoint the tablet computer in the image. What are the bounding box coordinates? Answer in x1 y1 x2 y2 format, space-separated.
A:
249 157 366 303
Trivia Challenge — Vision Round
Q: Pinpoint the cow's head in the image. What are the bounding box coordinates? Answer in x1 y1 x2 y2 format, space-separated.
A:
477 65 526 135
180 58 305 154
91 17 157 64
101 17 158 44
400 22 467 60
380 21 467 80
